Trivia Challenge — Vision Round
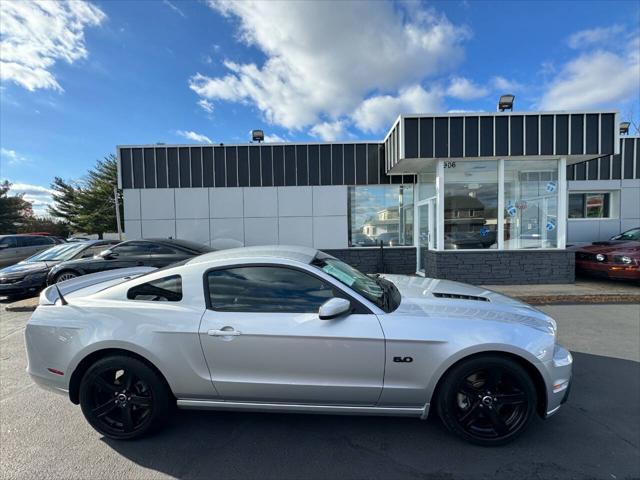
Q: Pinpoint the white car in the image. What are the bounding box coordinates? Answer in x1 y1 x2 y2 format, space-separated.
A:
25 246 572 445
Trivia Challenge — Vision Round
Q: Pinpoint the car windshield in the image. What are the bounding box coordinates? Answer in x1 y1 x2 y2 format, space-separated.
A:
23 243 89 262
311 254 386 305
612 228 640 241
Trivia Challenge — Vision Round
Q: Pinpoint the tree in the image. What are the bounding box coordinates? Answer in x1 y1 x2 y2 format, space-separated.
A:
0 181 33 233
48 155 123 238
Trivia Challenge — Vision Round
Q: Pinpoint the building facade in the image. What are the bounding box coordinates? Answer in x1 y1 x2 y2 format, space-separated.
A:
118 110 634 285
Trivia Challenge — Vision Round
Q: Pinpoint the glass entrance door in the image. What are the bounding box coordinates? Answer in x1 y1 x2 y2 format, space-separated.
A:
416 197 436 274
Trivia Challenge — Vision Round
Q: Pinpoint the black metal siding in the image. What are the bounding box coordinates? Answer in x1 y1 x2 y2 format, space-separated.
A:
143 148 155 188
586 114 599 154
495 116 508 157
480 117 494 157
434 118 448 157
510 116 523 156
249 146 260 187
449 117 464 158
540 115 554 155
202 147 213 187
190 147 202 187
404 118 419 158
179 147 190 188
121 148 133 188
419 117 434 158
623 138 634 179
132 148 144 188
555 115 568 155
525 116 539 155
156 148 168 188
261 146 273 187
296 145 308 186
570 114 583 155
237 146 249 187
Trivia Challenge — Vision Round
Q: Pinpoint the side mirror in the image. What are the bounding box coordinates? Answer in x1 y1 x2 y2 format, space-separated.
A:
319 297 351 320
100 249 118 259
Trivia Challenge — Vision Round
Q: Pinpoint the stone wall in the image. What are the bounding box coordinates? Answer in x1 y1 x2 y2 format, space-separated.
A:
323 247 416 274
423 249 575 285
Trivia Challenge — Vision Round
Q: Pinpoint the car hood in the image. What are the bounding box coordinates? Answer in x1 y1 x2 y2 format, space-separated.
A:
0 261 56 278
381 274 555 333
577 241 640 256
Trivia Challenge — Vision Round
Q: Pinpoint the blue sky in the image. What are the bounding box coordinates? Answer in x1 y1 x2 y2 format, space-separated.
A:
1 0 639 214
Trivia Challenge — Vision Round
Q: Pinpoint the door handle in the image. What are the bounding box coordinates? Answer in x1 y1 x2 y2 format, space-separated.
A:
208 328 241 336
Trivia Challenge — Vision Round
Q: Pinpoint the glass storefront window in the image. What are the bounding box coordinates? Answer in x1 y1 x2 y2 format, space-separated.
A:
504 160 558 249
443 161 498 250
569 193 611 218
348 185 413 247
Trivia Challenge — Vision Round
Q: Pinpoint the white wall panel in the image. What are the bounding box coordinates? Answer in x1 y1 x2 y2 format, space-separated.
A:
210 218 244 249
313 186 347 216
141 219 176 238
176 219 210 246
620 187 640 219
621 218 640 232
278 187 313 217
123 189 141 220
313 216 348 248
244 217 278 246
175 188 209 219
140 189 175 220
243 187 278 218
210 188 243 218
124 220 142 239
278 217 313 247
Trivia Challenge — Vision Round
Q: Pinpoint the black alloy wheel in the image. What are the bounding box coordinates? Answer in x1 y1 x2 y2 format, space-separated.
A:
79 356 171 440
438 355 537 446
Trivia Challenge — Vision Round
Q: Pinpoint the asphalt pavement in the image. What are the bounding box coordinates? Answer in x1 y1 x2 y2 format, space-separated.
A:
1 304 639 480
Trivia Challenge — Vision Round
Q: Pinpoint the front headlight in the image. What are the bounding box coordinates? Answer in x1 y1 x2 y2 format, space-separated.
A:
621 256 633 264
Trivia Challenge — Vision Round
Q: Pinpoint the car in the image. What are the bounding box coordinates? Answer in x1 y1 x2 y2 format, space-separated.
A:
0 234 63 269
375 232 400 246
574 227 640 281
0 240 119 298
350 232 377 247
46 238 212 285
26 245 572 446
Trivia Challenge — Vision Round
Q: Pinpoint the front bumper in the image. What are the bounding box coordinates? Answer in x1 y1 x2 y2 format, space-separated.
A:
543 344 573 417
576 260 640 280
0 273 48 297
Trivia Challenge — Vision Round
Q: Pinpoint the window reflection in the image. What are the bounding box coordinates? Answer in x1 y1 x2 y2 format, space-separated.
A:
348 185 414 247
444 161 498 250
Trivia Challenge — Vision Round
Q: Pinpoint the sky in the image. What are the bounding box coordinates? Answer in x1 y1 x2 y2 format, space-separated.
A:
1 0 639 215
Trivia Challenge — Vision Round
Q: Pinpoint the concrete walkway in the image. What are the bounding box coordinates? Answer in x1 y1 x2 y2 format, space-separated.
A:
483 276 640 304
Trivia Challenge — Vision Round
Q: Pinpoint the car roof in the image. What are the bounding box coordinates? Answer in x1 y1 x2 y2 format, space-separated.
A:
186 245 319 266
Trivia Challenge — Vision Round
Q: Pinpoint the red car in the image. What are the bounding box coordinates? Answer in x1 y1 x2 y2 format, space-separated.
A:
575 228 640 281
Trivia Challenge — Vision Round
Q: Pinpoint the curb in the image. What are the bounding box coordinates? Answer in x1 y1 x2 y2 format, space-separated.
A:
511 294 640 305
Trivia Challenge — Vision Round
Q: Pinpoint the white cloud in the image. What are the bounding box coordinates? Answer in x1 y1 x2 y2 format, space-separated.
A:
491 76 523 92
0 148 28 165
568 25 624 49
197 98 214 114
7 182 54 215
263 133 285 143
162 0 186 18
539 43 639 110
446 76 489 100
176 130 213 143
309 120 347 141
0 0 106 92
352 85 443 133
192 1 469 131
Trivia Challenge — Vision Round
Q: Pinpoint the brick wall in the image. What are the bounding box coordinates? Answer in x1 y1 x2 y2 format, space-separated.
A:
323 247 416 274
423 249 575 285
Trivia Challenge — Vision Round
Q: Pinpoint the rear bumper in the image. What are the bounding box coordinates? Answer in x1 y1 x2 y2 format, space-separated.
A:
543 344 573 418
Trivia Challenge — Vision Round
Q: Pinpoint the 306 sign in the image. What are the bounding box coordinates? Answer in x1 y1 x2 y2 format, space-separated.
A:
444 161 456 168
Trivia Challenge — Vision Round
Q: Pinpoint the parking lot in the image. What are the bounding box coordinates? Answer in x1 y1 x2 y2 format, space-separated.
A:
1 303 639 480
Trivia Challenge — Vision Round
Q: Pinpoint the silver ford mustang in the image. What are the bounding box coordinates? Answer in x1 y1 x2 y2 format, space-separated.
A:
25 246 572 445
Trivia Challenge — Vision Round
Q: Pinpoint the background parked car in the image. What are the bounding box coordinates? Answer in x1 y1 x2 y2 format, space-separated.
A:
47 238 212 284
0 240 119 299
575 227 640 281
0 235 64 269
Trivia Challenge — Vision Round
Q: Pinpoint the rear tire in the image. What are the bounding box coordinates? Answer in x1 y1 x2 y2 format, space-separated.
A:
54 271 78 283
437 355 537 446
79 355 171 440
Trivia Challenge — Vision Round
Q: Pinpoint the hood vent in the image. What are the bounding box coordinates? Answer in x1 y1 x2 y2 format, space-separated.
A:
433 292 490 302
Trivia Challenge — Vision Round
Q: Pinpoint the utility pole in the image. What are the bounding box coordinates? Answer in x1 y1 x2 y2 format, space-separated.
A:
114 186 123 240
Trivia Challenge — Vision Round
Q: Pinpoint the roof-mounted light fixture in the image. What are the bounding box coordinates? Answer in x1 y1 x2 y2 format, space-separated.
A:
497 94 515 112
251 130 264 143
619 122 630 135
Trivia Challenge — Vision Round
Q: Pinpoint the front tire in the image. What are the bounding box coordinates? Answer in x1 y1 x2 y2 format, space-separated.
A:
437 355 537 446
79 356 171 440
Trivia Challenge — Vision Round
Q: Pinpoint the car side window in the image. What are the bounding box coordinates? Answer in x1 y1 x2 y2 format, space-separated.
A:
207 266 335 313
0 236 17 248
111 242 150 256
148 244 181 255
127 275 182 302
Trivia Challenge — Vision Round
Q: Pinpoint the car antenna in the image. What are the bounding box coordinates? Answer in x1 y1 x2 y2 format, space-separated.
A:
55 284 68 306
